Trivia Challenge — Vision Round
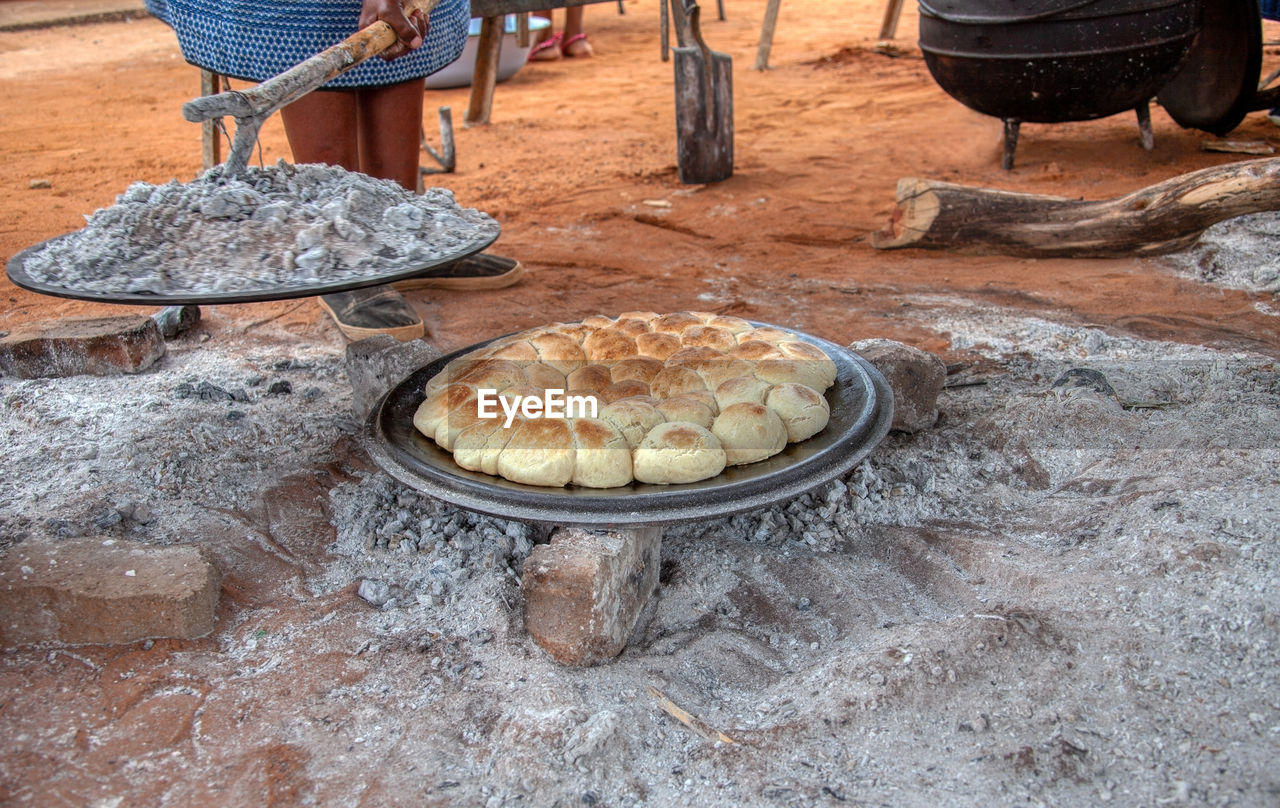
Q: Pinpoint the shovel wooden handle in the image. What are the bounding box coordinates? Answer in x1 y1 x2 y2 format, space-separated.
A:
183 0 440 126
684 0 716 131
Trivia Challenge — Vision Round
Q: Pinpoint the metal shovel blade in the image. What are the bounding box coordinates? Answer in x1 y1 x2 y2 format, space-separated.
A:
673 37 733 183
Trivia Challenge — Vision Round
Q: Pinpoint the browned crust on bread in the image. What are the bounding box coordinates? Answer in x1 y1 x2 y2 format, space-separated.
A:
635 331 682 360
582 328 639 362
650 312 703 334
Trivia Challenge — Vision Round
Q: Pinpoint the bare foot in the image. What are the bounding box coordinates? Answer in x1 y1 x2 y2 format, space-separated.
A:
561 33 593 58
529 32 562 62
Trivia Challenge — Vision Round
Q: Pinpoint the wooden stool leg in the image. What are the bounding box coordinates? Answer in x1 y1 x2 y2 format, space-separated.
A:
661 0 670 61
465 16 503 126
516 12 529 47
200 69 222 170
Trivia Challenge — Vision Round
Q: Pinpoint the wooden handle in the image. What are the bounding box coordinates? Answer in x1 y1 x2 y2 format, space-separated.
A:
183 0 440 124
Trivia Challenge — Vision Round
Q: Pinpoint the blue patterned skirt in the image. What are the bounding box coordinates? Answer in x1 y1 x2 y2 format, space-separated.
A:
145 0 470 88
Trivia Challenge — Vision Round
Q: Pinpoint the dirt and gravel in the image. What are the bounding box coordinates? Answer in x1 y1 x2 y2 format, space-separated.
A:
1 2 1279 806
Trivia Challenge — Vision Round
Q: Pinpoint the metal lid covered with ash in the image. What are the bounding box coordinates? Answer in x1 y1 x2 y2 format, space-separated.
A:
11 161 500 302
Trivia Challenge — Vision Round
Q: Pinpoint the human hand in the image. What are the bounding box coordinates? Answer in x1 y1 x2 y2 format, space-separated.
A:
359 0 430 60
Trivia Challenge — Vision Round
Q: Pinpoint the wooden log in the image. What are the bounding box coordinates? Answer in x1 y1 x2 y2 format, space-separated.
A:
871 158 1280 258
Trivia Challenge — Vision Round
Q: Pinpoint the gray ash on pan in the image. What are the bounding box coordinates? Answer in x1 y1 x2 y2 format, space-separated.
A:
20 161 500 295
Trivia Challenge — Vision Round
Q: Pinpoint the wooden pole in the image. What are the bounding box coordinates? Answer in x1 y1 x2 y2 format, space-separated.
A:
871 158 1280 258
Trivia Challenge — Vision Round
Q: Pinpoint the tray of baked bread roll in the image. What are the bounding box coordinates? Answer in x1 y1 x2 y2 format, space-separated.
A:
365 313 893 527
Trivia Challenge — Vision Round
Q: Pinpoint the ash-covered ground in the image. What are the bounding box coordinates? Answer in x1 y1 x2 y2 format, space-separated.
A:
1 282 1277 806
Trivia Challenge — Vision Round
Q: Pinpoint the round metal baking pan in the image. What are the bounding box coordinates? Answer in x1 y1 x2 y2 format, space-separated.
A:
4 229 497 306
365 326 894 527
1157 0 1262 135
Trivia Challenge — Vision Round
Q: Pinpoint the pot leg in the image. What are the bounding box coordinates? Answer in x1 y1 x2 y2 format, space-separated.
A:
1136 102 1155 151
1002 119 1020 170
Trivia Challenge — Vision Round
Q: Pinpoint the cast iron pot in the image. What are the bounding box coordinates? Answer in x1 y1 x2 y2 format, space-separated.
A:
918 0 1201 124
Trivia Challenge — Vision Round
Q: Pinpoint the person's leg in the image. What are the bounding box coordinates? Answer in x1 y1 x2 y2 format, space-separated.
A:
282 86 424 342
355 79 426 189
561 6 591 57
280 90 359 169
529 10 561 61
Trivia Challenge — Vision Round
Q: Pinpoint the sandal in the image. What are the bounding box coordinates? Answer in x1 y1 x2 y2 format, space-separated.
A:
392 253 524 291
317 285 424 342
561 32 592 58
528 32 562 62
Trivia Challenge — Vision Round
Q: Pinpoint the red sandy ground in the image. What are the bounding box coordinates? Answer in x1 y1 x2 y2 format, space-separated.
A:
1 1 1280 803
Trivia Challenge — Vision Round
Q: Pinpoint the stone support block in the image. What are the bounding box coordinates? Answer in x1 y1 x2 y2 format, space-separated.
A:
0 315 164 378
521 526 661 666
849 338 947 433
0 540 220 646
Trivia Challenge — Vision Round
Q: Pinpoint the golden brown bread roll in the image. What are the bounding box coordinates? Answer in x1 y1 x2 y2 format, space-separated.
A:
425 350 487 394
486 339 540 365
497 418 576 486
651 312 703 335
738 325 793 344
665 345 724 367
617 310 660 323
649 365 708 399
550 322 594 343
570 417 633 488
581 314 616 329
656 395 715 429
765 382 831 442
676 389 719 414
694 357 755 391
602 379 651 403
729 340 786 361
778 340 839 388
712 402 788 465
610 356 664 384
435 390 488 451
583 328 639 362
714 375 773 410
414 382 476 439
566 363 613 395
753 357 831 393
454 357 528 393
523 361 567 392
680 325 737 352
452 418 519 476
632 422 727 484
530 332 587 374
706 314 753 334
613 318 653 337
600 397 666 449
635 331 682 360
